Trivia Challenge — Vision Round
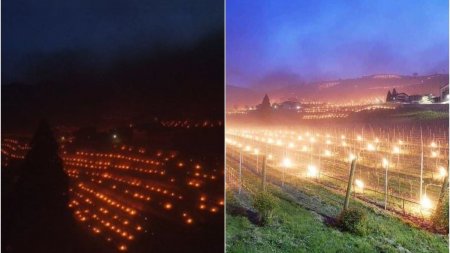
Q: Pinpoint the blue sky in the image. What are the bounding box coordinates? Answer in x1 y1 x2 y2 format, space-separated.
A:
227 0 449 87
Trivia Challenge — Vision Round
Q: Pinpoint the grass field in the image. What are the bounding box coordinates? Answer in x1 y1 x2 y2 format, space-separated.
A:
226 173 448 253
393 110 449 120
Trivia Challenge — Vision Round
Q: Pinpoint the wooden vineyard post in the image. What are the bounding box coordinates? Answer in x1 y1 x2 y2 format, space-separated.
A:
402 199 405 214
420 127 424 201
385 163 388 210
256 153 259 174
261 155 267 192
344 158 357 211
239 150 242 195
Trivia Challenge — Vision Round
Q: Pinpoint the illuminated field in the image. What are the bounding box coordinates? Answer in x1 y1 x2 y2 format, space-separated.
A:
1 138 29 163
226 125 448 219
2 138 223 252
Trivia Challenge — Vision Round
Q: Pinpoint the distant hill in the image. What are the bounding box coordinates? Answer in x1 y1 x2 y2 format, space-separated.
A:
227 74 448 109
2 32 224 133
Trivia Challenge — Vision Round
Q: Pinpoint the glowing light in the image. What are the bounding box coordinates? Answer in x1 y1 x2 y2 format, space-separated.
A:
439 167 447 177
307 165 318 177
164 203 172 210
288 142 295 148
431 151 438 158
282 158 292 168
357 135 363 141
355 179 364 189
348 153 356 161
267 154 273 160
430 142 437 148
254 148 259 155
382 158 389 168
421 195 433 209
366 143 375 151
323 150 332 157
392 146 400 154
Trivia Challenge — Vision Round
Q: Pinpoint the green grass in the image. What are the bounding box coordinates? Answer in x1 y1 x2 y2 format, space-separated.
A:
394 110 448 120
227 193 448 253
226 174 449 253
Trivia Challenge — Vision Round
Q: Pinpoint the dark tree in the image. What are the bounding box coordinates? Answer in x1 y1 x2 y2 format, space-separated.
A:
386 90 392 102
392 88 398 97
2 120 81 253
260 94 272 112
254 94 273 123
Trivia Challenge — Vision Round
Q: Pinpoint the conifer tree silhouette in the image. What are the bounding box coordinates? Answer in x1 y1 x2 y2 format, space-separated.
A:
386 90 392 102
5 120 73 253
392 88 398 97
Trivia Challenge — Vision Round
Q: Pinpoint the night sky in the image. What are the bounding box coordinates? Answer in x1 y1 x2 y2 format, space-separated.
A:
3 0 223 83
227 0 449 87
2 0 224 131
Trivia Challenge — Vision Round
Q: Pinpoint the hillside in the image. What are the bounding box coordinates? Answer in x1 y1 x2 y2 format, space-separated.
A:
227 74 448 108
2 32 224 133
